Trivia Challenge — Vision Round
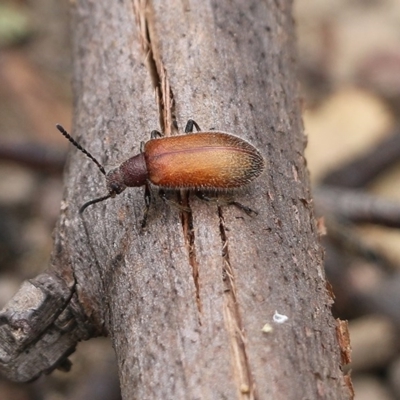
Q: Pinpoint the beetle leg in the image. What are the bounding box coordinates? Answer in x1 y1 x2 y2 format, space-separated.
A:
140 141 145 153
195 190 257 216
141 182 152 228
150 130 163 139
159 189 191 212
225 200 258 216
158 189 167 202
184 119 201 133
195 190 214 203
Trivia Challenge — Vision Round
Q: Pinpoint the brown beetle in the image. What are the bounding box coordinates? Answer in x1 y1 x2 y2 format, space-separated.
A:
56 120 265 226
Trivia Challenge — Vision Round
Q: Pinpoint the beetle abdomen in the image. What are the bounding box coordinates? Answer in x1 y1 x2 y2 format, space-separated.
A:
144 132 265 189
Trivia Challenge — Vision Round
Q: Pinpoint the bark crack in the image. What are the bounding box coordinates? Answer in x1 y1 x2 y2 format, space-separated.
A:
133 0 202 314
133 0 175 134
218 208 257 400
181 200 202 314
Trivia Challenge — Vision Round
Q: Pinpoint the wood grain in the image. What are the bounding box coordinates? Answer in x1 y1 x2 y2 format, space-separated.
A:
0 0 352 398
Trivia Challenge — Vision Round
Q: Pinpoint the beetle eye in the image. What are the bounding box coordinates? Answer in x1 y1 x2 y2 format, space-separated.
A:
109 182 125 195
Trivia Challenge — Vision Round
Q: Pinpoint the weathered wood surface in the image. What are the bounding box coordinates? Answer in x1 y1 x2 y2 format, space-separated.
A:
0 0 352 399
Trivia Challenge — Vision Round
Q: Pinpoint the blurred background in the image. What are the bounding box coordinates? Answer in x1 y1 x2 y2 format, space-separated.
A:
0 0 400 398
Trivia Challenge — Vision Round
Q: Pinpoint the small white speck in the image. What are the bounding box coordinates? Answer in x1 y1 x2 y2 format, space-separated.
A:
317 265 324 279
60 200 68 211
273 310 288 324
261 323 273 333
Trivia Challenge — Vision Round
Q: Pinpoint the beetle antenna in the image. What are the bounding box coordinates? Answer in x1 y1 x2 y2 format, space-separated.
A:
79 194 113 214
56 124 106 175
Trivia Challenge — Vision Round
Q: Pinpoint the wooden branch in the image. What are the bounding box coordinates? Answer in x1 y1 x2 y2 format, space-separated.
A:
315 186 400 228
0 0 352 398
321 125 400 188
0 271 94 381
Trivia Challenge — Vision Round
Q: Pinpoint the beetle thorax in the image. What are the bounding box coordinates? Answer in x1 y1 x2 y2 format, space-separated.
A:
118 153 148 188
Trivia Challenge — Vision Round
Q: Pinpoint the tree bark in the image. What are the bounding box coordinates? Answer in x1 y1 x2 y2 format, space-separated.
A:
1 0 352 398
